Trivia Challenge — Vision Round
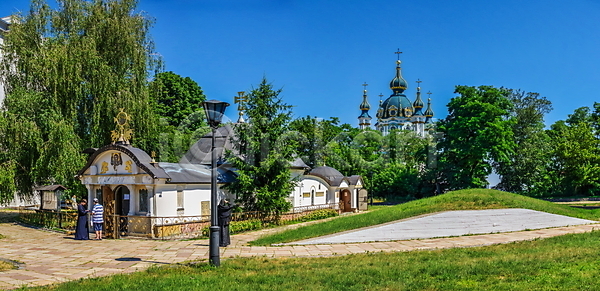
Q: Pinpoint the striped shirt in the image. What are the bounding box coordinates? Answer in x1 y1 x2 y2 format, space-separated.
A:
92 204 104 224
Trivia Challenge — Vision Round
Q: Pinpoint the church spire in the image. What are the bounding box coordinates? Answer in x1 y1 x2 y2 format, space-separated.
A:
234 91 247 123
358 82 372 130
424 92 435 123
359 82 371 111
389 49 408 94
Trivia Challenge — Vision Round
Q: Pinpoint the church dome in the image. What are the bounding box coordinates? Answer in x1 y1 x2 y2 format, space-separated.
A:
379 94 414 119
310 166 344 182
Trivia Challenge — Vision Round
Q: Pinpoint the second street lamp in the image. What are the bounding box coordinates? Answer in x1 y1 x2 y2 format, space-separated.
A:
202 99 230 267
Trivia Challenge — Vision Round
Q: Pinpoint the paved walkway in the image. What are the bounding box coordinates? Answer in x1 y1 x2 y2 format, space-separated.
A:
291 209 597 244
0 209 597 289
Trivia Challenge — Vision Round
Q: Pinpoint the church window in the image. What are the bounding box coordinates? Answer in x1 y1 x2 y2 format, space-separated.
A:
139 189 148 213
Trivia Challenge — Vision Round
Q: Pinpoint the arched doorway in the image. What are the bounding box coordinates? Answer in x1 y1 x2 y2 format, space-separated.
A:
340 189 352 212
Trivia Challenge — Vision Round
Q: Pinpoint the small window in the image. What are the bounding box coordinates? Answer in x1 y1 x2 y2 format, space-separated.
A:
139 189 149 213
302 192 311 198
95 188 102 204
177 189 184 210
201 201 210 216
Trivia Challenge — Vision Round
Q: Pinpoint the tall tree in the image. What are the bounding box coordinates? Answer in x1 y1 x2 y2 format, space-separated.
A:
151 71 206 131
437 86 515 191
0 0 161 198
225 78 298 216
547 118 600 196
150 71 207 162
495 90 553 196
289 116 347 168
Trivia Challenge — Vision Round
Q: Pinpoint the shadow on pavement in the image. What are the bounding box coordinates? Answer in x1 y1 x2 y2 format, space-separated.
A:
116 257 170 264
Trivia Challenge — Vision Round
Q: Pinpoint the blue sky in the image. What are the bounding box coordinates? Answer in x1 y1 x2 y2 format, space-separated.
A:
2 0 600 127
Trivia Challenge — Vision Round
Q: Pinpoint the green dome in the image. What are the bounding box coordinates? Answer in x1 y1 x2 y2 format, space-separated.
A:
359 90 371 110
389 60 408 94
379 94 414 119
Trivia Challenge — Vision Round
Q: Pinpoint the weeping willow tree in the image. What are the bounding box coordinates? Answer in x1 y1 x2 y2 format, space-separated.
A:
0 0 161 202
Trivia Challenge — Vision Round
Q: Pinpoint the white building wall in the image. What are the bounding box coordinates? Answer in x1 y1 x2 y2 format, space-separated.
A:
154 187 177 217
293 177 329 207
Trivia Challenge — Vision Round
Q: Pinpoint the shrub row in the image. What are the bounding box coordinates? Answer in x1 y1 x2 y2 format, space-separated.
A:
298 209 338 222
201 209 339 237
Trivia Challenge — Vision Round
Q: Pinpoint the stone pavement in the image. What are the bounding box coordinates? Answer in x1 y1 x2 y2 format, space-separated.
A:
291 209 597 244
0 209 597 289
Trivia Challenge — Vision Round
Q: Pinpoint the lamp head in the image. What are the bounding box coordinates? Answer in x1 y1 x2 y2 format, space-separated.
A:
202 100 230 128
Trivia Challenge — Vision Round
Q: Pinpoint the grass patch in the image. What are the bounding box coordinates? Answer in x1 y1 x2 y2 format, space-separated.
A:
28 230 600 290
251 189 600 246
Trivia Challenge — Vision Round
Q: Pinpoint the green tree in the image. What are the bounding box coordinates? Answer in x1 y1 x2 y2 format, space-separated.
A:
150 71 208 162
151 71 206 131
370 163 419 199
289 116 349 168
547 119 600 196
225 78 298 216
0 0 161 198
437 86 515 191
495 90 553 196
382 129 429 167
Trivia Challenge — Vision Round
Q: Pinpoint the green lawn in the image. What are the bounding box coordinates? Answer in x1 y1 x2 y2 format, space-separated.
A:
30 230 600 291
251 189 600 245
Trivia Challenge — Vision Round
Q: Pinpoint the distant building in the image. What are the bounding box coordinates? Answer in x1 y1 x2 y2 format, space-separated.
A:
359 51 435 136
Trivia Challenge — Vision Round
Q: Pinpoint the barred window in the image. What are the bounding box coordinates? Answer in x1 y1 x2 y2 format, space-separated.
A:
139 189 148 213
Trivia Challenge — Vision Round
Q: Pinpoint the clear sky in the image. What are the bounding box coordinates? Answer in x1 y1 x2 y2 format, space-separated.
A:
2 0 600 127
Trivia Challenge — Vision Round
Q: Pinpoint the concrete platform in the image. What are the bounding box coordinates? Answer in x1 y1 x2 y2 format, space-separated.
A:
291 209 598 245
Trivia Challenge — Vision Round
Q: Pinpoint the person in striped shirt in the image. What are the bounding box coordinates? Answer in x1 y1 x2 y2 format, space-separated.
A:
91 198 104 240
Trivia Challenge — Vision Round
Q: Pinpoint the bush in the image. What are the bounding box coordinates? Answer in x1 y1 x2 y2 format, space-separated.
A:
201 219 264 237
298 209 338 222
230 219 263 234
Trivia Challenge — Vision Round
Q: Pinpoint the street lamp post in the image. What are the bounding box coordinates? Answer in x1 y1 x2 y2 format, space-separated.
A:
202 99 230 267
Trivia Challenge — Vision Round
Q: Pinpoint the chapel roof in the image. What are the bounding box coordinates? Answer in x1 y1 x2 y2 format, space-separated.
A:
76 143 170 179
290 157 310 169
180 124 236 165
158 162 236 184
34 185 67 191
308 166 345 185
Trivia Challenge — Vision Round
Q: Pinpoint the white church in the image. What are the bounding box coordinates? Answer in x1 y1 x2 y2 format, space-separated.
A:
358 51 435 136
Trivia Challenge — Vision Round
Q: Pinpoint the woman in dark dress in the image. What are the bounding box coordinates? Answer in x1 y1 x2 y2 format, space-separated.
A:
74 199 89 240
217 199 235 247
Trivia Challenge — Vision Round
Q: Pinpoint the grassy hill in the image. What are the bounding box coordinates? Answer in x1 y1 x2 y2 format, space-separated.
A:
250 189 600 246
